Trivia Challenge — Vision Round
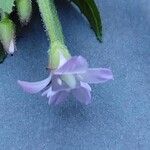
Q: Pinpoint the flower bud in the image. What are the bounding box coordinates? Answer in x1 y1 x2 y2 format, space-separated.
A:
16 0 32 24
0 18 16 54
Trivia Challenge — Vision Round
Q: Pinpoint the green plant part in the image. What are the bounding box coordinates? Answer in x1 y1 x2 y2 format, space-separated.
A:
0 17 15 54
16 0 32 24
37 0 70 69
49 41 71 69
0 0 15 14
71 0 102 42
37 0 64 44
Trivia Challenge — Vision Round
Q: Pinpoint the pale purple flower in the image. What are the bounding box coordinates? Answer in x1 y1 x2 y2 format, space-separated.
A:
18 55 113 105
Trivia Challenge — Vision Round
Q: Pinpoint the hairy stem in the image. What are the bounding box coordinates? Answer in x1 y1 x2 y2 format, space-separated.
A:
37 0 71 69
37 0 64 44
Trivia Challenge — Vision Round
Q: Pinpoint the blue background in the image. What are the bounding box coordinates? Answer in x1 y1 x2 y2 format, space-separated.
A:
0 0 150 149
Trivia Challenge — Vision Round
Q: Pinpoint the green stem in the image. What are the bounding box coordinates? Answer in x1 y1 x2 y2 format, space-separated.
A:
37 0 71 69
37 0 64 44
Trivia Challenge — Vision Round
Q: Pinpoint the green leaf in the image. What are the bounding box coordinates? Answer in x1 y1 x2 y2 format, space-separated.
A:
0 43 7 63
71 0 102 42
0 0 15 14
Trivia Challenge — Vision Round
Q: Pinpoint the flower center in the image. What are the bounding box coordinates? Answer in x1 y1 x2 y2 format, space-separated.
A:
61 75 76 89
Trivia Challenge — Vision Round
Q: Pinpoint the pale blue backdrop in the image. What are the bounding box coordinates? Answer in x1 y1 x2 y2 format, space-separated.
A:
0 0 150 149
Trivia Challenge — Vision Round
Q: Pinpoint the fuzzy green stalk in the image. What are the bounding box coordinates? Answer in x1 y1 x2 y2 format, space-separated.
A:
16 0 32 24
37 0 64 43
37 0 70 69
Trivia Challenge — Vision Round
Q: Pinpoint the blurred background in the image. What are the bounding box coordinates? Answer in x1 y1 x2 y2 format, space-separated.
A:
0 0 150 149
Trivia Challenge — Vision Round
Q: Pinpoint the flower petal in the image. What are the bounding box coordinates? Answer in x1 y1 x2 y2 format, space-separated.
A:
78 68 113 84
55 56 88 75
72 83 91 105
41 87 52 98
80 81 91 91
48 90 69 105
18 75 51 94
42 86 69 105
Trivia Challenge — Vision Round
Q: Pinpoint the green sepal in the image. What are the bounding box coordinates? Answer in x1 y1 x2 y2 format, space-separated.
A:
49 41 71 69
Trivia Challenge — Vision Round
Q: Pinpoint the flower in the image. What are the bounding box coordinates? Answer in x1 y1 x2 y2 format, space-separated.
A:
18 53 113 105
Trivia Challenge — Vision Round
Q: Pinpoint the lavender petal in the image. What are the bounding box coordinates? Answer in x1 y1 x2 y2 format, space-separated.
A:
55 56 88 75
48 90 69 105
78 68 113 84
72 83 91 105
18 75 51 94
